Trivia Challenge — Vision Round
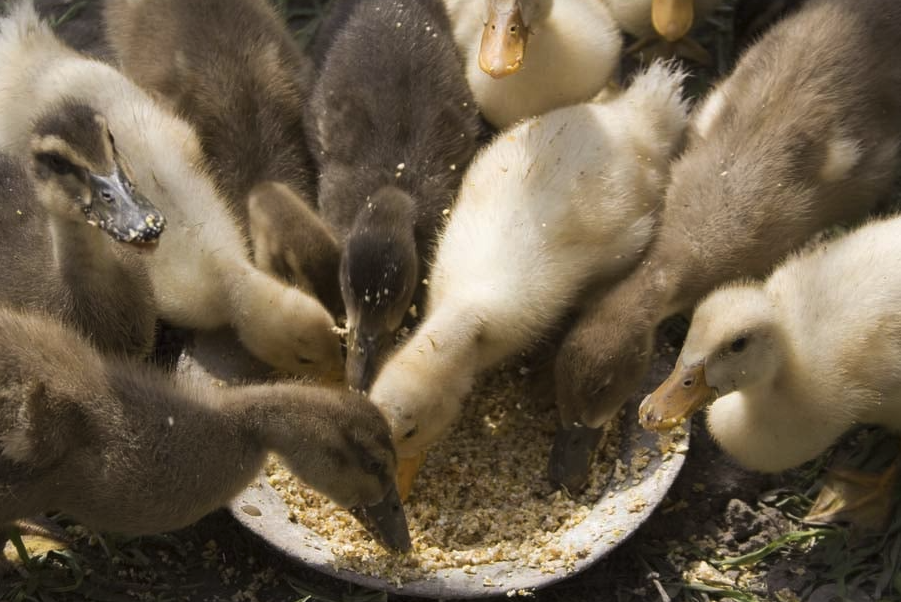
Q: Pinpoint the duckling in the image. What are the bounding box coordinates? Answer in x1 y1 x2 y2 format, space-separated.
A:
0 99 164 357
549 0 901 494
443 0 622 129
308 0 482 391
104 0 343 314
639 215 901 527
0 2 343 378
0 305 410 552
369 62 689 495
604 0 723 64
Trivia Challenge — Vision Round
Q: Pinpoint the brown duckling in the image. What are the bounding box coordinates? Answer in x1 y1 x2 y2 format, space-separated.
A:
104 0 342 314
0 305 410 552
549 0 901 493
308 0 482 391
0 99 164 357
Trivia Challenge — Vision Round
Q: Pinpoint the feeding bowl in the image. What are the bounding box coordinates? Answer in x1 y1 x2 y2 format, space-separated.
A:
179 329 690 598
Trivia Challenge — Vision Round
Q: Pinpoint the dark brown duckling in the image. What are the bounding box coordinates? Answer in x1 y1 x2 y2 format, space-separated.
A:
308 0 482 391
0 305 410 553
549 0 901 493
0 99 165 357
104 0 342 314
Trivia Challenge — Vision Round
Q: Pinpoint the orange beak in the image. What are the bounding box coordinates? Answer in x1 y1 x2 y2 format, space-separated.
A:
478 0 528 78
652 0 695 43
638 360 716 431
395 452 427 501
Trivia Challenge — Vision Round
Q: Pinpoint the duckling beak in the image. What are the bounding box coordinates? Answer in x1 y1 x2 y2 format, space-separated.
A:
652 0 695 42
547 422 606 495
478 0 528 78
350 483 412 553
345 328 393 392
395 452 426 501
639 361 716 431
87 168 166 246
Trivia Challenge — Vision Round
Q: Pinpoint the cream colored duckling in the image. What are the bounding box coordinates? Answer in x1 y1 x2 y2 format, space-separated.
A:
104 0 343 315
549 0 901 494
0 2 342 377
370 62 689 495
0 305 410 552
443 0 622 129
639 215 901 525
0 99 164 357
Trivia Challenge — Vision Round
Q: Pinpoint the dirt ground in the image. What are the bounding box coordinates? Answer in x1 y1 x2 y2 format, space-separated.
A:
3 1 901 601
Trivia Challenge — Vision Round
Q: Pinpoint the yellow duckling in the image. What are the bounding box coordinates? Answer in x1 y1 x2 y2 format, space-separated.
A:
443 0 622 128
370 62 689 497
640 215 901 527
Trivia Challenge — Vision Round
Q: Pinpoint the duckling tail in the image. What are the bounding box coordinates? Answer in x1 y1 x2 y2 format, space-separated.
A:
614 59 691 157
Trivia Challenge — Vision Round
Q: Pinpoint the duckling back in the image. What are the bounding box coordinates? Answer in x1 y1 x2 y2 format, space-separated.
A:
105 0 315 221
309 0 480 242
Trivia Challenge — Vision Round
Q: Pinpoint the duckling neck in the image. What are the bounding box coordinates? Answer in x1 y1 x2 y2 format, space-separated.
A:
226 383 337 472
49 215 121 280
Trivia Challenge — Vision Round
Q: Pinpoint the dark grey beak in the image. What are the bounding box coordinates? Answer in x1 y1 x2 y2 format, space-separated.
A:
350 483 412 553
547 422 606 495
345 328 393 392
87 169 165 245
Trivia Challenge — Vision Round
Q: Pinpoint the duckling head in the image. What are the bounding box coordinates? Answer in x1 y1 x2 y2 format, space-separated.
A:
29 100 166 246
639 284 781 431
549 318 653 493
340 186 419 392
273 388 411 552
479 0 534 78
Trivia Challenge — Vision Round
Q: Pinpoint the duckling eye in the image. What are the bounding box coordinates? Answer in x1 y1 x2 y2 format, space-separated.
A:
295 355 314 365
367 459 384 474
730 337 748 353
509 25 518 34
37 153 74 176
402 427 418 440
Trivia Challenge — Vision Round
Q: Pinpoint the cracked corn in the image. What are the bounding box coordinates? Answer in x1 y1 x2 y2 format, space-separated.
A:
267 366 623 580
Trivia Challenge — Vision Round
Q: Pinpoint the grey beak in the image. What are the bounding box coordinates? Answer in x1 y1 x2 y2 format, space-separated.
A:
350 483 412 553
547 422 606 495
87 168 165 245
345 329 393 392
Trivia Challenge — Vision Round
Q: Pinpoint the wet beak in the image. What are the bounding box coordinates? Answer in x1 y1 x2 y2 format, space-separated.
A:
652 0 695 42
639 360 716 431
478 0 528 78
395 452 427 501
345 329 393 393
547 422 606 495
350 483 412 553
87 169 165 246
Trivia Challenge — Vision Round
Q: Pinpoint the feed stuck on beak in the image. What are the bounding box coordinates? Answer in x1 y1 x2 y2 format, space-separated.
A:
478 0 528 78
639 360 716 431
87 168 165 246
345 328 393 393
